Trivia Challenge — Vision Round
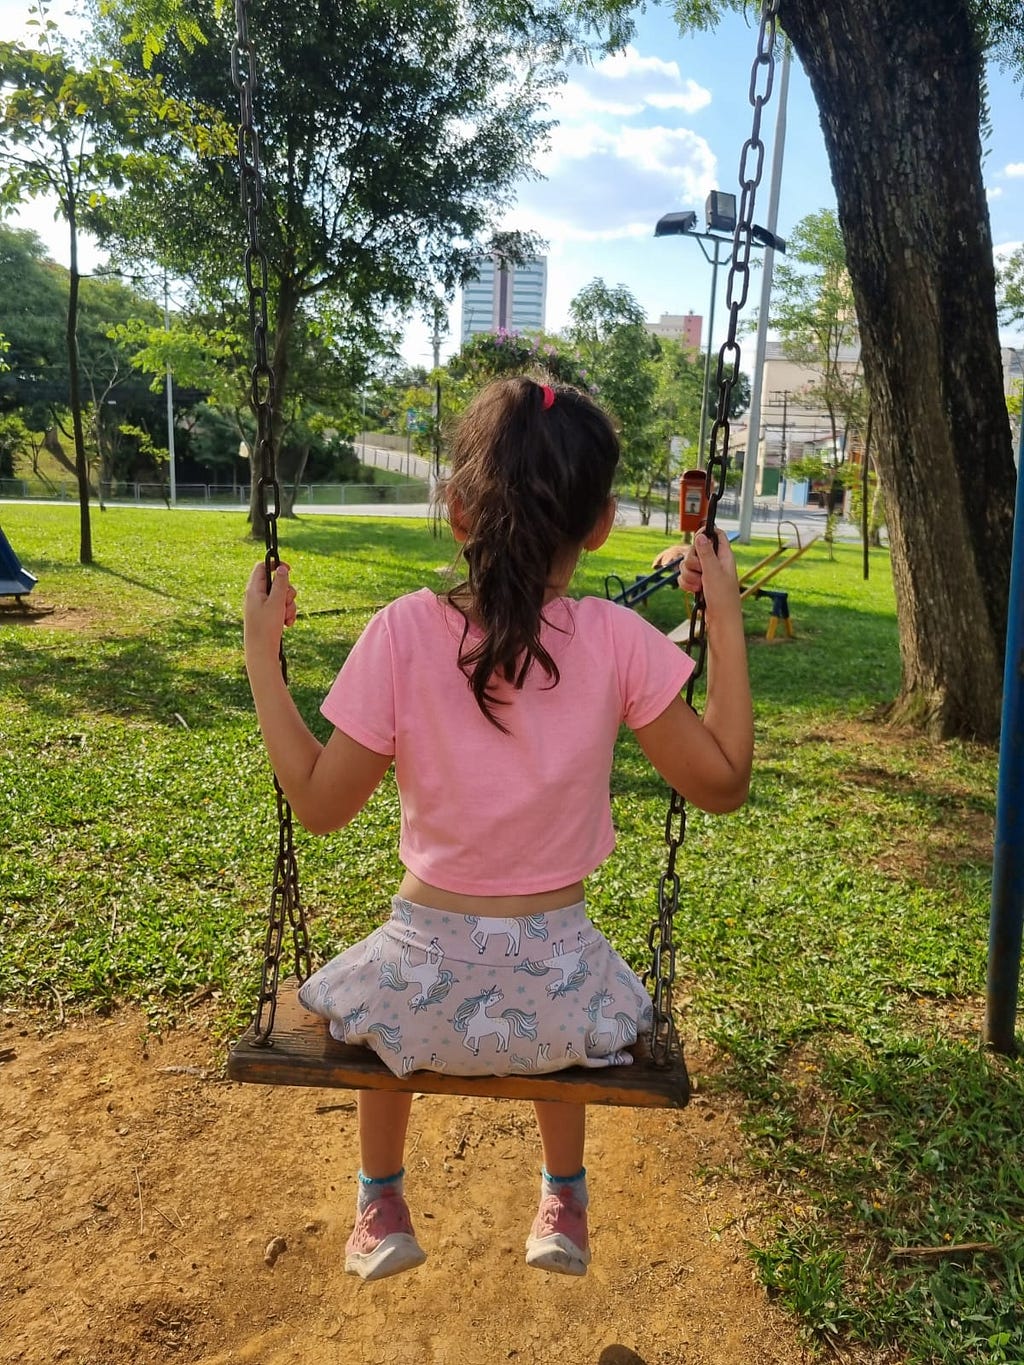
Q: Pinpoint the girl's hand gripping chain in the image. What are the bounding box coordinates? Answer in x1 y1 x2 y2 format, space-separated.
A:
244 561 298 661
675 530 742 626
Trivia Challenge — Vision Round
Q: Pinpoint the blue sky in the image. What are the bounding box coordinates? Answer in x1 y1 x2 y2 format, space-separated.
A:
3 1 1023 365
464 5 1024 367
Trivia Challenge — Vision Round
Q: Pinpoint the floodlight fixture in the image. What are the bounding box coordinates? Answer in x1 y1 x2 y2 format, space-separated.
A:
751 223 787 253
654 210 697 237
705 191 737 233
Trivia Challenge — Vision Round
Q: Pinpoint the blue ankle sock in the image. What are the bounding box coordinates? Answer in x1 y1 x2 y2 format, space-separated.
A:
541 1166 588 1209
357 1167 404 1214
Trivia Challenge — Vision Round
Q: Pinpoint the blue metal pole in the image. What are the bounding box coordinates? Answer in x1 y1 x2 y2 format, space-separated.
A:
985 416 1024 1054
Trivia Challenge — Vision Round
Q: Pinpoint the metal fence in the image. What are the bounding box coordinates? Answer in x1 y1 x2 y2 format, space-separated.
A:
712 491 778 521
0 478 433 506
1 477 785 523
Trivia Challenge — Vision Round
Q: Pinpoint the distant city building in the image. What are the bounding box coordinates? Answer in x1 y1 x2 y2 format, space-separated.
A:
1002 345 1023 400
1005 346 1023 467
749 340 864 497
460 255 548 342
647 312 702 349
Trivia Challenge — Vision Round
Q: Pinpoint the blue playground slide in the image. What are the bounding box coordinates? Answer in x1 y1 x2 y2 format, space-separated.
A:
0 525 38 598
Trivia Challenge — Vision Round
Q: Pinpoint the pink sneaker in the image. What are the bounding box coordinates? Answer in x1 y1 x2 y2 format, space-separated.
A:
525 1191 591 1276
345 1190 426 1282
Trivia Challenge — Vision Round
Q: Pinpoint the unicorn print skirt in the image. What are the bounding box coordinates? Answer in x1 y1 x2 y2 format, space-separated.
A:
297 897 655 1079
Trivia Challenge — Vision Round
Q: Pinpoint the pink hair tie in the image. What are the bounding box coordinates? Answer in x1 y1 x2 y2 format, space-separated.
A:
540 384 556 410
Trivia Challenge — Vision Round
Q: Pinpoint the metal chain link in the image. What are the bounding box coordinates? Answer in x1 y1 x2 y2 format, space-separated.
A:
647 0 779 1069
232 0 310 1045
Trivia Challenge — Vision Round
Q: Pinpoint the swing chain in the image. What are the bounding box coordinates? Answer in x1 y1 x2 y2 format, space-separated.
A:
645 788 684 1068
232 0 310 1044
705 0 780 537
649 0 779 1070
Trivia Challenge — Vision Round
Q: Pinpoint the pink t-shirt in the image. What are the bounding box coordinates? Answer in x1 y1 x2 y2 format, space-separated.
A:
321 588 694 896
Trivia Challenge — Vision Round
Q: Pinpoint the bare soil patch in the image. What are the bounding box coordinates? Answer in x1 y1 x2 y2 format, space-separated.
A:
0 603 96 631
1 1008 812 1365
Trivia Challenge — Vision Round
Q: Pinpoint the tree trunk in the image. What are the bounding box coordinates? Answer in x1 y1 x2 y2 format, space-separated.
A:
781 0 1016 740
66 213 92 565
868 454 886 549
247 278 300 542
281 443 311 518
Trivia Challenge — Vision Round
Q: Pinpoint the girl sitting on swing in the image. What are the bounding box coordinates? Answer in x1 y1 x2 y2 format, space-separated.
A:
243 375 752 1282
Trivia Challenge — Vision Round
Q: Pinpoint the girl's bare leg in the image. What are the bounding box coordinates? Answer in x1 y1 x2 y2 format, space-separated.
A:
346 1091 425 1282
357 1090 414 1177
533 1099 586 1176
528 1100 590 1274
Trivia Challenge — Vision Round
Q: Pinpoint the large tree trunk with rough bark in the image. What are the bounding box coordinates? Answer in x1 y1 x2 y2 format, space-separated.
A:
781 0 1016 740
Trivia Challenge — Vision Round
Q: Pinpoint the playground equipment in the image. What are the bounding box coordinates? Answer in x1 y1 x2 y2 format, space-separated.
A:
604 560 687 610
679 469 709 533
737 521 819 602
0 526 38 603
226 0 783 1107
667 521 819 644
604 531 741 610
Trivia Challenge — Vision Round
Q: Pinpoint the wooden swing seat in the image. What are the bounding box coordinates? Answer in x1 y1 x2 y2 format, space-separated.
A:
227 977 690 1108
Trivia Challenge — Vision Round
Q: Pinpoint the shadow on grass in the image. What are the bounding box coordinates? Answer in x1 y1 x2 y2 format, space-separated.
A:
3 519 901 733
0 607 374 731
85 559 186 602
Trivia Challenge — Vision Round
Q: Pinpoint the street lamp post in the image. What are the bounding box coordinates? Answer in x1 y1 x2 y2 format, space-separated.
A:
655 198 785 475
430 300 446 490
737 39 790 543
696 235 725 469
654 209 722 470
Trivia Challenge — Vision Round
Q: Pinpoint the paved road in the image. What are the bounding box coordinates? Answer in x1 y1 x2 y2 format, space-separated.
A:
4 436 875 547
1 492 870 547
354 443 872 543
354 443 868 543
256 496 868 547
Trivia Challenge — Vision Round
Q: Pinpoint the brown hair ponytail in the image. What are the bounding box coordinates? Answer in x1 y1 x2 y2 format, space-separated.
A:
440 376 619 730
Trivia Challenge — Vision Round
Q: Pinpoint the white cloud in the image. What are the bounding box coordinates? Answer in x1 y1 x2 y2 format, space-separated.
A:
551 46 712 121
0 0 82 40
524 119 717 240
595 47 682 82
1005 163 1024 178
646 85 714 113
553 82 646 119
502 202 655 244
514 32 721 252
988 186 1005 200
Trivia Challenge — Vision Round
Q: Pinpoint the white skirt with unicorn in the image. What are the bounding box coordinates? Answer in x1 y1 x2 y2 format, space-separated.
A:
297 897 654 1078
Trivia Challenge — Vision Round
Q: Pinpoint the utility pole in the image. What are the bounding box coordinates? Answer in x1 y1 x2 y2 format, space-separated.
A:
431 301 445 489
778 389 788 528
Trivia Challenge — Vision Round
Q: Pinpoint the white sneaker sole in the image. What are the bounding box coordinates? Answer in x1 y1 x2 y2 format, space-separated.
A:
345 1233 427 1282
525 1232 591 1277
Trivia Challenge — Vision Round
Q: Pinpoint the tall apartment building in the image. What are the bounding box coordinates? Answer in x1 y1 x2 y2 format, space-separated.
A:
460 255 548 342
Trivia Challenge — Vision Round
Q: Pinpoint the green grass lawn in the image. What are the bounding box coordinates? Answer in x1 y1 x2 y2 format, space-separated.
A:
1 504 1019 1363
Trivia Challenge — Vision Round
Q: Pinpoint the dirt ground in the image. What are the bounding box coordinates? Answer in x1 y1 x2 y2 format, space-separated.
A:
1 1007 813 1365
